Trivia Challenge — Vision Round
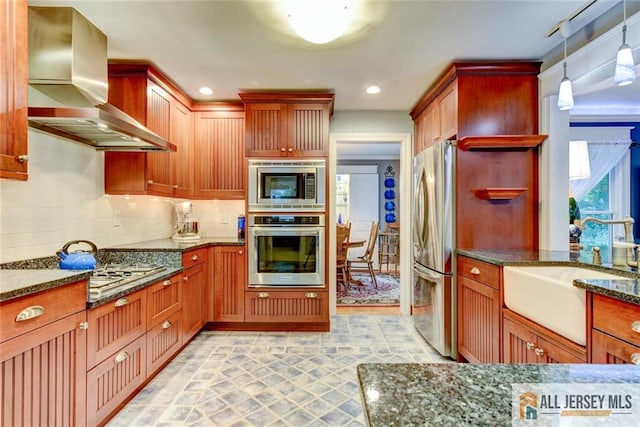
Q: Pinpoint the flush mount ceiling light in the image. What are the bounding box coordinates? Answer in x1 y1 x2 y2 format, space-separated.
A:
557 37 574 111
366 85 380 94
198 87 214 96
614 0 636 86
286 0 353 44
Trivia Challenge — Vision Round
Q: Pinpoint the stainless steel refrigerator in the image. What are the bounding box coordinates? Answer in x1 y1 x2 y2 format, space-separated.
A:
412 140 455 358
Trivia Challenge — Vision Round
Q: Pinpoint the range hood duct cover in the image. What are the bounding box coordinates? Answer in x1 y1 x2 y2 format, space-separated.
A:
27 7 175 152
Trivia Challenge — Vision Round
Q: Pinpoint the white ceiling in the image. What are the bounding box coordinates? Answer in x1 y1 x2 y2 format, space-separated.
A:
29 0 637 113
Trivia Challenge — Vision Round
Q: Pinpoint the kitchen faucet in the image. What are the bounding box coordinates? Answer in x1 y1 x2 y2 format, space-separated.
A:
579 216 638 267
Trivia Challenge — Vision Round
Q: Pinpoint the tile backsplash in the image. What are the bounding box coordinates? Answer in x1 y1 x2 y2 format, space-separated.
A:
0 131 243 263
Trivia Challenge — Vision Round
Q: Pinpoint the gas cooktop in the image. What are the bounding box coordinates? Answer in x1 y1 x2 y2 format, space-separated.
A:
89 263 166 298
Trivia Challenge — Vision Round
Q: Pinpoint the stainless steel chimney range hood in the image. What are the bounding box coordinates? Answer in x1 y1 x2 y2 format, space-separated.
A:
27 7 176 152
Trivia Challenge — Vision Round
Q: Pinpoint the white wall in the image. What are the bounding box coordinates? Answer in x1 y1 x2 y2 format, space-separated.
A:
330 110 413 134
0 131 242 263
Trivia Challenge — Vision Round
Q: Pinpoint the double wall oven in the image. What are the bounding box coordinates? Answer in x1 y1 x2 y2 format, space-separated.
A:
247 159 326 288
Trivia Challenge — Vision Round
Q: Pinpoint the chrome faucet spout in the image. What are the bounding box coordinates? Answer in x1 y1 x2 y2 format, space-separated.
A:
578 216 637 268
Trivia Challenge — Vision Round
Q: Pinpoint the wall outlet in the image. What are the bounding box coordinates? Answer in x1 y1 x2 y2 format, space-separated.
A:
113 210 121 227
220 215 228 224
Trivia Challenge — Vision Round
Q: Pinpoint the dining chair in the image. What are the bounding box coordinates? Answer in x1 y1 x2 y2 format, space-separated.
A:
336 222 352 292
347 221 379 288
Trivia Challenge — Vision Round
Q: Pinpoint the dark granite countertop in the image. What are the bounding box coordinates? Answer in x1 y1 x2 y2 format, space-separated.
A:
104 237 244 252
457 249 639 305
0 269 92 302
358 363 640 427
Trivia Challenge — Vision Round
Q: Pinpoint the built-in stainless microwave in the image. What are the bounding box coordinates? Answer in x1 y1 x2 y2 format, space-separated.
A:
248 159 326 211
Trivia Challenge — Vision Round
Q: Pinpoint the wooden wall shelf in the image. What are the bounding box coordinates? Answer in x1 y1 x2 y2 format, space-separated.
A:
457 135 547 150
474 187 527 200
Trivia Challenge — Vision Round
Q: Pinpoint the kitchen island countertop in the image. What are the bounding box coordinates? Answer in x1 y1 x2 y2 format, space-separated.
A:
357 363 640 426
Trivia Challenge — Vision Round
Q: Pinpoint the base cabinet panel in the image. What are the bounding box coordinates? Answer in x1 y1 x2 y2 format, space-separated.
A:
457 275 500 363
503 310 585 364
592 330 640 364
182 263 206 343
212 246 246 322
146 311 182 376
87 336 146 427
0 311 87 427
245 290 328 323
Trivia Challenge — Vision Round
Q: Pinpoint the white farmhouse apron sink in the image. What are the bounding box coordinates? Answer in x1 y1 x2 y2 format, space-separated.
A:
503 266 623 346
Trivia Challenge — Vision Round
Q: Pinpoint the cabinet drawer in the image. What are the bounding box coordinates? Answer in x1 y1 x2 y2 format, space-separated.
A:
592 294 640 347
182 248 207 268
592 329 640 365
456 256 500 288
146 311 182 376
87 288 147 369
147 273 181 328
87 335 146 427
0 280 87 343
245 290 328 323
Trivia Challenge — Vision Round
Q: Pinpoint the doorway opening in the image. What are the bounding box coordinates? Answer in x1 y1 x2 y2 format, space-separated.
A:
329 133 412 316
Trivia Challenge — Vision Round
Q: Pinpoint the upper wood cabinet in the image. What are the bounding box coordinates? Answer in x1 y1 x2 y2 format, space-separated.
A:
240 92 334 157
0 0 28 180
193 108 245 199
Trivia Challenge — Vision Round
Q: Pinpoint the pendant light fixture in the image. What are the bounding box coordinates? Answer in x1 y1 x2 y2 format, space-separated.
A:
614 0 636 86
557 38 574 111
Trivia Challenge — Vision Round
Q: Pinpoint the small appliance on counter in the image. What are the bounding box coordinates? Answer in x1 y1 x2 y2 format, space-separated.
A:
57 239 98 270
172 201 202 241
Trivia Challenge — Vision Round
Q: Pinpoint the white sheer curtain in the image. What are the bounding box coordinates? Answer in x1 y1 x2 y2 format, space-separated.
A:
570 140 631 200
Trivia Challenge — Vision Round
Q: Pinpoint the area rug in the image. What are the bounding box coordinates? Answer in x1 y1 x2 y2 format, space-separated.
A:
337 273 400 305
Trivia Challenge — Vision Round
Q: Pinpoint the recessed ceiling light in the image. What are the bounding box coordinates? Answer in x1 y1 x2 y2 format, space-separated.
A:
199 87 214 96
366 85 381 94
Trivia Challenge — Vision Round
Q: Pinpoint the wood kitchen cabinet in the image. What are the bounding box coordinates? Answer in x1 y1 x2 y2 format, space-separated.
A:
145 273 182 375
0 280 88 427
244 290 329 328
193 108 246 199
503 309 586 363
0 0 28 181
590 293 640 364
181 249 207 342
240 92 334 157
456 255 501 363
211 245 246 323
412 81 457 155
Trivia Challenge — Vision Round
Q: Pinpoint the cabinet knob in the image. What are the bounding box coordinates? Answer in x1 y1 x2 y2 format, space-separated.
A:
172 184 178 189
631 353 640 365
192 254 199 261
114 297 129 307
305 292 318 298
287 147 293 153
280 147 286 152
17 155 29 163
526 342 535 350
257 292 269 298
631 321 640 333
183 276 189 282
238 250 243 255
163 279 171 286
162 320 172 329
470 267 481 275
147 180 154 185
534 348 545 357
114 351 130 364
15 305 45 322
79 321 89 330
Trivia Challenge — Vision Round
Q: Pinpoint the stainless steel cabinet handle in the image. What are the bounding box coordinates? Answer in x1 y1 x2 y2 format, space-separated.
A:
632 321 640 333
183 276 189 282
15 305 45 322
470 267 481 275
631 353 640 365
192 254 199 261
114 351 130 364
162 279 171 286
172 184 178 189
17 155 29 163
305 292 318 298
147 180 154 185
114 297 129 307
162 320 172 329
534 348 545 357
526 342 535 350
79 322 89 330
257 292 269 298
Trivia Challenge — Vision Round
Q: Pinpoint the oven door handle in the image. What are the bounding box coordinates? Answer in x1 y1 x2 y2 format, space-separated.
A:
250 226 323 235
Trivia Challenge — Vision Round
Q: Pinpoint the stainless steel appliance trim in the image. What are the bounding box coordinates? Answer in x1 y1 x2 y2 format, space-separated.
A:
412 263 452 357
